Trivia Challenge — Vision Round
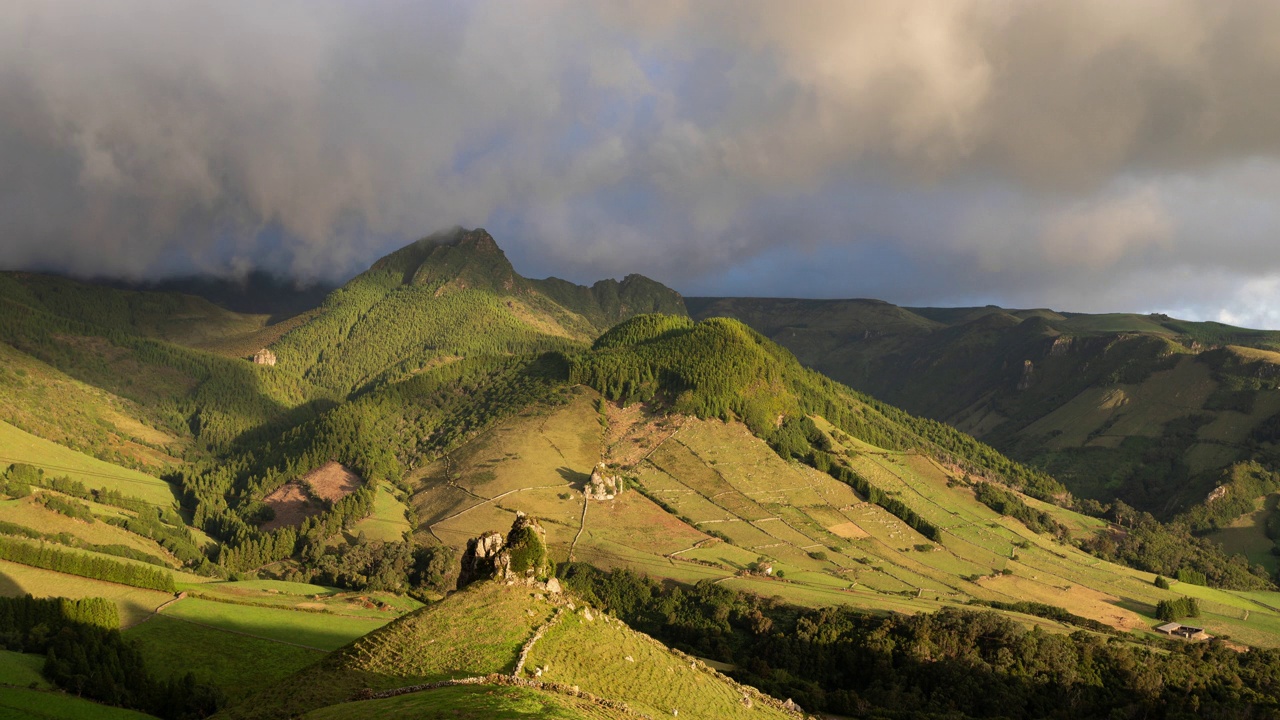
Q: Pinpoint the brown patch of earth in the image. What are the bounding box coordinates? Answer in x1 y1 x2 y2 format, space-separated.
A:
261 462 364 530
302 461 364 502
603 400 686 468
261 482 324 532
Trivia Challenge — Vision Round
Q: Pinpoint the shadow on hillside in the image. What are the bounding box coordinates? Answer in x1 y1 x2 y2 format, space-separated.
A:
556 466 590 489
0 571 22 598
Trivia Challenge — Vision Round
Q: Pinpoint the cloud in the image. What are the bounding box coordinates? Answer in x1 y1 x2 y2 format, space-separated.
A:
4 1 1280 325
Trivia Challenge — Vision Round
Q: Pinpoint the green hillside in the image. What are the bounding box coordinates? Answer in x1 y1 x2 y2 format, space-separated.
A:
689 297 1280 518
267 227 685 395
9 233 1280 718
218 580 796 720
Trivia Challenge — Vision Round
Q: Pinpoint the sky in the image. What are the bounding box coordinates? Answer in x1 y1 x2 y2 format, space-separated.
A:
5 2 1280 327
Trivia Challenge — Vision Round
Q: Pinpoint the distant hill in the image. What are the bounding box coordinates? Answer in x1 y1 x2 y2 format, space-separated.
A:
266 227 686 394
105 271 336 321
689 297 1280 517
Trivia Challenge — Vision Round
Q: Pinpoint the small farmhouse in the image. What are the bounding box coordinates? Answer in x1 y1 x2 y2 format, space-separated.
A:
252 348 277 366
1155 622 1210 641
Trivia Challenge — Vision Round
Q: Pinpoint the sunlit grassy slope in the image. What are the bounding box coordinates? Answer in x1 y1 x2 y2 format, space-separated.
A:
688 297 1280 516
0 420 177 506
219 581 794 720
410 389 1280 648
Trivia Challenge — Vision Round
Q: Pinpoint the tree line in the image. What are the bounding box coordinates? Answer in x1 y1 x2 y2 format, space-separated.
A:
0 537 174 592
0 594 222 719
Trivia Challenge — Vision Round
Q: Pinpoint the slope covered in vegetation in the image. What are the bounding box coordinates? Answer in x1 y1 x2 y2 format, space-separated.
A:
690 297 1280 519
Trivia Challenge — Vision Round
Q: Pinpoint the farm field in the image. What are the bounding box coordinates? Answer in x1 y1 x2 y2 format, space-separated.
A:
158 596 388 651
0 650 49 689
0 495 176 565
127 615 324 703
350 484 411 542
0 558 173 626
178 578 422 618
0 687 158 720
406 391 1280 646
1208 496 1279 576
0 420 177 506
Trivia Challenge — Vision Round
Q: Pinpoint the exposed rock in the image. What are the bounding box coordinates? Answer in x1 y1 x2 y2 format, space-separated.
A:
584 463 623 500
457 530 505 588
252 348 277 366
458 512 552 587
1017 359 1034 390
1207 485 1229 503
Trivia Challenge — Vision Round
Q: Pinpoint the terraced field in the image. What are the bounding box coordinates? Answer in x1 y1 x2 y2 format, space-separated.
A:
409 390 1280 646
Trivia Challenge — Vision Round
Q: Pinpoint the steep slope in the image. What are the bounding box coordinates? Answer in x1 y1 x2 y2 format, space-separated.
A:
219 581 796 720
402 317 1280 646
690 297 1280 516
267 228 685 394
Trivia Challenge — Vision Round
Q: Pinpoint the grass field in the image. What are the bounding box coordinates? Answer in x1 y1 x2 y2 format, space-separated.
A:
350 485 411 542
0 687 158 719
527 608 792 719
1208 496 1279 576
302 685 626 720
159 597 388 651
0 343 184 473
0 650 49 689
126 615 324 703
177 578 422 618
0 495 175 565
0 558 172 626
0 420 177 506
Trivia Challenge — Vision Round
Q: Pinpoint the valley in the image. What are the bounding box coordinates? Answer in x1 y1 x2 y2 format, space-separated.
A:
1 230 1280 718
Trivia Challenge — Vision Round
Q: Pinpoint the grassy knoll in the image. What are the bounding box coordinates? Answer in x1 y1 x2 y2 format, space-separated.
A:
302 684 629 720
127 615 324 704
527 607 794 719
0 687 159 720
219 583 560 720
0 558 172 626
0 650 49 689
160 597 387 651
0 421 177 506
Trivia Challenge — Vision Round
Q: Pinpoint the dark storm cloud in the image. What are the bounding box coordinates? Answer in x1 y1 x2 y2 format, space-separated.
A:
5 1 1280 325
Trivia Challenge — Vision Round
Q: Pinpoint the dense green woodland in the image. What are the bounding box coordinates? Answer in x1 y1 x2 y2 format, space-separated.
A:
0 595 222 718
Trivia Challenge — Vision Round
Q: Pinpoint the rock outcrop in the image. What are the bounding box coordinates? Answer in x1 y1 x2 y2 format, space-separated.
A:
584 463 622 500
458 512 553 588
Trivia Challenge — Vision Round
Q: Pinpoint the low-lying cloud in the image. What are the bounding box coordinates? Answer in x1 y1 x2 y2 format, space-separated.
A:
5 1 1280 326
